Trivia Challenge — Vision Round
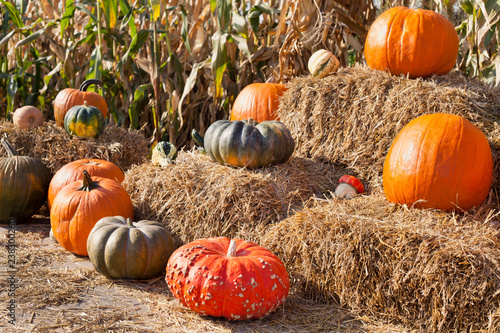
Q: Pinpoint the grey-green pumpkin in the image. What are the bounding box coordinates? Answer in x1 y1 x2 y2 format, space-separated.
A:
87 216 175 279
200 118 295 168
0 138 51 223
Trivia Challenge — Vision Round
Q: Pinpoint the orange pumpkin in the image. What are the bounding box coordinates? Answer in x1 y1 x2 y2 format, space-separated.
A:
383 113 493 212
48 159 125 210
50 170 134 256
364 6 459 78
166 237 289 320
230 83 287 122
12 106 44 129
53 79 108 127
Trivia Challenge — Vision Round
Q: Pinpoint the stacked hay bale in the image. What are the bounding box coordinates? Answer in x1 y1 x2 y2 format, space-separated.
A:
0 120 148 173
278 66 500 194
262 195 500 331
123 151 340 246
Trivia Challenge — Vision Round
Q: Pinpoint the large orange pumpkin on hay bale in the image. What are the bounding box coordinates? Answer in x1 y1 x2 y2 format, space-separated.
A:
53 79 108 127
383 113 493 212
165 237 289 320
230 83 287 122
50 170 134 256
364 6 459 78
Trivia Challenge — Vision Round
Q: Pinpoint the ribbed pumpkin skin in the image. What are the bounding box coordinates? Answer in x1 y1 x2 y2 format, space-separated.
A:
364 6 459 78
204 119 295 168
0 140 51 222
308 49 340 78
383 113 493 211
53 80 107 127
87 216 175 279
12 106 44 129
230 83 287 122
50 172 134 256
64 103 105 139
48 159 124 210
166 237 289 320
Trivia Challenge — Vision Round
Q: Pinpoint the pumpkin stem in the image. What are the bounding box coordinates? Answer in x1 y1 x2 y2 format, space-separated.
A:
191 129 206 154
126 218 135 228
191 129 204 148
1 138 19 157
79 79 103 92
79 170 100 191
247 118 258 126
227 239 237 257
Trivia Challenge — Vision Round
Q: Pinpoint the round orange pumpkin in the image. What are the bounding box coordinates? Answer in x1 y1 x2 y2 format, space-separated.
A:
48 159 125 210
50 170 134 256
12 106 44 129
230 83 287 122
383 113 493 212
53 79 108 127
166 237 289 320
364 6 459 78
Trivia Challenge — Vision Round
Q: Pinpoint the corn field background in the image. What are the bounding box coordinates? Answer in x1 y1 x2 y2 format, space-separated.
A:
0 0 499 148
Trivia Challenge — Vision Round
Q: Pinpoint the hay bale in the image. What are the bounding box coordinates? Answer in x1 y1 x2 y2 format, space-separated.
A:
278 67 500 184
123 150 341 246
261 194 500 331
0 120 148 173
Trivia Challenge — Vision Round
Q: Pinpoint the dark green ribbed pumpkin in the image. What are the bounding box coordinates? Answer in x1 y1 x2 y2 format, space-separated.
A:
202 118 295 168
87 216 175 279
64 101 105 138
0 138 51 223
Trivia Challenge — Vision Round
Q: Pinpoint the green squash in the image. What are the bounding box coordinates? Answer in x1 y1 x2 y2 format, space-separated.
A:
64 101 105 138
200 118 295 168
87 216 175 279
0 139 51 223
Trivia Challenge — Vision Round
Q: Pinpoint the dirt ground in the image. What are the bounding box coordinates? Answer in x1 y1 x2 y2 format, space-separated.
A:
0 216 412 333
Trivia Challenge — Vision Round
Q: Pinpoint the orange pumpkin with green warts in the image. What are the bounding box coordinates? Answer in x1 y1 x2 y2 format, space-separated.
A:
50 170 134 256
53 79 107 126
48 159 125 210
165 237 289 320
364 6 459 78
230 83 287 122
383 113 493 212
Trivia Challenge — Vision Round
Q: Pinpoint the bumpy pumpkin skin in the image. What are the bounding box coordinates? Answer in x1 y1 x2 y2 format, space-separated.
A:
383 113 493 212
53 79 107 127
364 6 459 78
230 83 288 122
12 106 44 129
0 139 51 223
166 237 289 320
204 119 295 168
48 159 124 210
64 103 105 139
50 171 134 256
87 216 175 279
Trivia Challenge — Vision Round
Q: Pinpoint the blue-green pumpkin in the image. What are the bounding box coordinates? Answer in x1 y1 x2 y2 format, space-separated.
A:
64 101 105 138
